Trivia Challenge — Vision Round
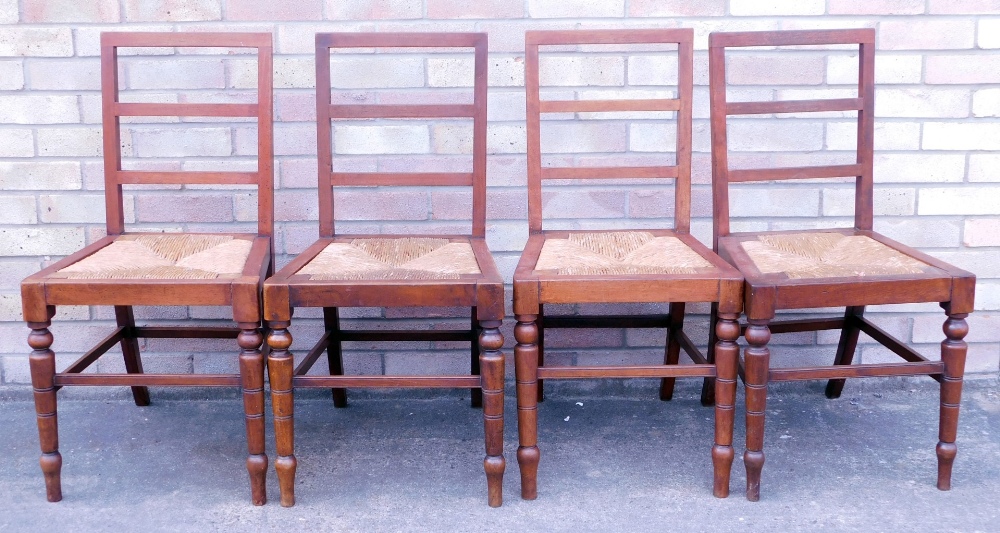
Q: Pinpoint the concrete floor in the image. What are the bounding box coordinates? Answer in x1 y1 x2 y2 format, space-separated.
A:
1 379 998 532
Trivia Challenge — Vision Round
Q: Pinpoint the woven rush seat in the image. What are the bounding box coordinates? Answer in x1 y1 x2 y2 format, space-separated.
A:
740 232 929 279
296 237 481 281
53 234 254 280
534 231 713 276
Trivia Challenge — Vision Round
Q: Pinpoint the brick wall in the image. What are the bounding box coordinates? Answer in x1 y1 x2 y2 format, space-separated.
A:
1 0 998 391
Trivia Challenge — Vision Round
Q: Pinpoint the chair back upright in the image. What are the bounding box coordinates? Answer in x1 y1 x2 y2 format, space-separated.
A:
100 32 275 238
315 32 489 238
708 29 877 249
524 29 695 234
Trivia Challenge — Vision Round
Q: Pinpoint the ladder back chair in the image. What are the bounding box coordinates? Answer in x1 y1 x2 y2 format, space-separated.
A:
264 32 505 508
513 28 744 500
20 32 275 504
708 29 975 501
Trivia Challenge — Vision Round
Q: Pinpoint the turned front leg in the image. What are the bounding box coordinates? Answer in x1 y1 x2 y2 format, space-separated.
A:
937 312 968 490
479 321 505 507
712 313 740 498
268 325 297 507
29 323 61 502
238 325 267 505
514 314 540 500
743 321 771 502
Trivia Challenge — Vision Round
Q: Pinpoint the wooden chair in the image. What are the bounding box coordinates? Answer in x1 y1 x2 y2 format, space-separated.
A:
20 33 274 504
708 29 975 501
512 28 744 500
264 32 505 508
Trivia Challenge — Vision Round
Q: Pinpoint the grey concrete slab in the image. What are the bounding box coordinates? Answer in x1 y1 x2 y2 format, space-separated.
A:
1 380 998 532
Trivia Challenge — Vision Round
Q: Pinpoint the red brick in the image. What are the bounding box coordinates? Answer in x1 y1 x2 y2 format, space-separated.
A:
828 0 924 14
927 55 1000 84
929 0 1000 13
124 0 222 21
629 0 724 16
427 0 524 18
327 0 422 19
0 28 73 57
21 0 120 22
541 189 627 219
333 190 428 221
726 54 825 85
134 194 233 223
226 0 322 20
879 19 975 50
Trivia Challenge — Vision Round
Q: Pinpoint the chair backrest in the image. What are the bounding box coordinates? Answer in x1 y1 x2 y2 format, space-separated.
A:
315 32 489 238
524 29 694 234
709 29 876 249
100 32 274 237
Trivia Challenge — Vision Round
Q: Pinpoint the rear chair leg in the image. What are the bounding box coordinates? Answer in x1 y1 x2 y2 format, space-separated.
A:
937 310 968 490
323 307 347 408
825 306 864 399
479 321 505 507
700 303 720 406
743 320 771 501
238 326 268 505
659 302 686 401
115 306 150 406
470 308 482 408
29 321 62 502
536 305 545 402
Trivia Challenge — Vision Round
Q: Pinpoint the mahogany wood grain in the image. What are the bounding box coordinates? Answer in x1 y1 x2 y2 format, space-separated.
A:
514 28 743 503
708 28 976 500
265 32 504 508
22 31 275 506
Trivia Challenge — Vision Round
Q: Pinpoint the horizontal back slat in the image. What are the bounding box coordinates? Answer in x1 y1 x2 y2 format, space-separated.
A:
321 32 484 49
539 99 680 114
101 31 271 48
541 166 679 180
115 102 258 118
709 28 875 48
118 171 259 185
726 98 862 116
526 28 693 46
329 104 476 119
728 164 864 183
330 172 473 187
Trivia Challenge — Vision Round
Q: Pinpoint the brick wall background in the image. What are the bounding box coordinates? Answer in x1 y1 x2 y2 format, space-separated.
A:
1 0 998 393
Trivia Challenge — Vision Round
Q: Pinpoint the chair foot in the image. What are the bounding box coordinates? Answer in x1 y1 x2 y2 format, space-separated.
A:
744 450 765 501
276 455 297 507
711 445 734 498
517 445 540 500
40 452 63 502
936 442 956 490
485 455 505 508
247 454 268 505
